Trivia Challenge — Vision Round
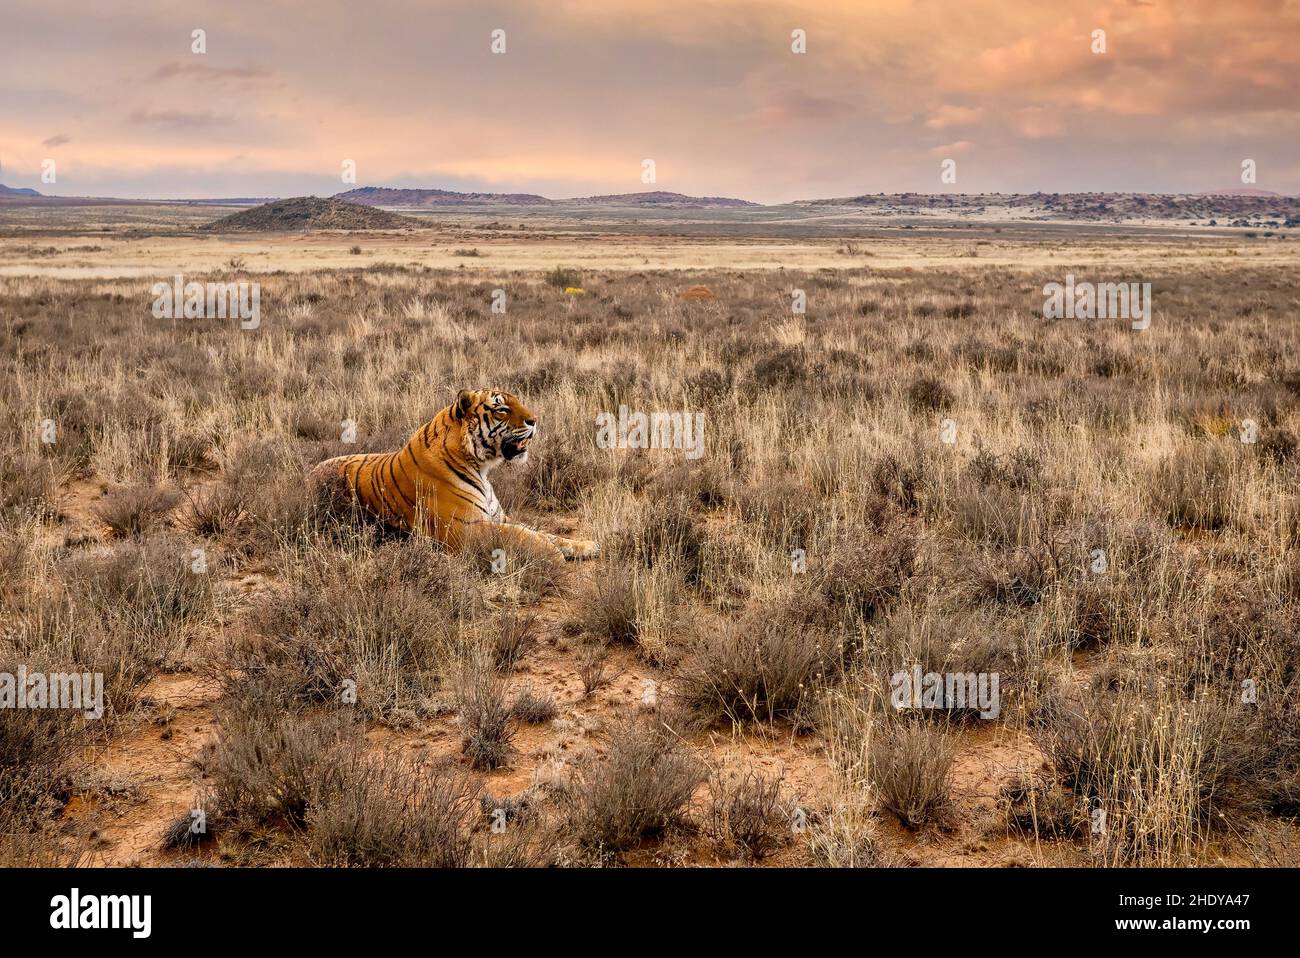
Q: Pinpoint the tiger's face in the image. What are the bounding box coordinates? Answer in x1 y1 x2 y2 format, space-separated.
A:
452 389 537 467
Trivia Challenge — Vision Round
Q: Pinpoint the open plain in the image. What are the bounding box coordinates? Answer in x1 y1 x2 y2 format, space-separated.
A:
2 201 1298 867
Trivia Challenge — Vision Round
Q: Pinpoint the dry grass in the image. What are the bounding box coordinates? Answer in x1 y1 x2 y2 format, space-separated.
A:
3 256 1299 866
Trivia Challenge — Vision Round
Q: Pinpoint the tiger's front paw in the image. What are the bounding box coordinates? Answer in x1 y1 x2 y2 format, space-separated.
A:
559 538 601 561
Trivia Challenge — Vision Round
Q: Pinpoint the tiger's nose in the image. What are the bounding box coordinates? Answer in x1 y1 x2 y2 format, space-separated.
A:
524 418 536 427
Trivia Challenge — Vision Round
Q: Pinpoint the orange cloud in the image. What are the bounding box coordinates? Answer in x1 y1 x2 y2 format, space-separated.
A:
0 0 1295 201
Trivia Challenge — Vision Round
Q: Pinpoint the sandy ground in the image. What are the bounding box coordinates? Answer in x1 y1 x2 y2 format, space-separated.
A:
1 204 1296 277
1 233 1297 278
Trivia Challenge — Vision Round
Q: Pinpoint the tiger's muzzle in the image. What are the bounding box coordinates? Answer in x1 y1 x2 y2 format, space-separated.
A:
502 426 535 462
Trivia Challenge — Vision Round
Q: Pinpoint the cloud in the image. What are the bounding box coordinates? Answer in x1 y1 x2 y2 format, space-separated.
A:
1012 107 1066 139
744 90 857 126
151 62 273 81
128 110 235 130
42 134 71 147
926 105 984 130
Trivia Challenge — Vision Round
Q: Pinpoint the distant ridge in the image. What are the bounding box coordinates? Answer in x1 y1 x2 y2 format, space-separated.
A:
205 196 423 231
567 190 759 208
1194 187 1281 197
338 186 551 207
795 191 1300 224
0 183 43 197
335 186 758 209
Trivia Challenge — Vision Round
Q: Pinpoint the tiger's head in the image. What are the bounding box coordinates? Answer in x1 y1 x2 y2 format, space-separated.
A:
451 389 537 469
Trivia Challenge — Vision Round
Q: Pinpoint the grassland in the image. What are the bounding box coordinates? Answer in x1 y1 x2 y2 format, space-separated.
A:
1 206 1298 867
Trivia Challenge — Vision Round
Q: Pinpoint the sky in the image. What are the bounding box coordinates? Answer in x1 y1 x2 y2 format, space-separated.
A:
2 0 1298 203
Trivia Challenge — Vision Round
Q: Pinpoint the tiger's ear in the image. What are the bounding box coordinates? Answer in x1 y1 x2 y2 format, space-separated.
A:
452 389 475 421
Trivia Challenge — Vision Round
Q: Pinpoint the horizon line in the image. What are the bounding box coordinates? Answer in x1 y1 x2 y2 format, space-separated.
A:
3 185 1295 205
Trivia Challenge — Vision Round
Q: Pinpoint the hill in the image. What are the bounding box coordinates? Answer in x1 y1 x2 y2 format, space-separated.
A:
205 196 423 231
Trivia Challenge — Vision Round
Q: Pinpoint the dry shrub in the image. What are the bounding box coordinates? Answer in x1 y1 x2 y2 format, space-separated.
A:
965 444 1042 490
870 452 924 514
168 427 214 470
161 804 214 852
473 818 557 868
948 485 1037 547
818 523 917 623
1047 516 1182 650
865 603 1023 723
307 750 477 867
1054 577 1136 649
1258 425 1298 463
806 799 890 867
573 559 688 665
223 440 363 554
0 454 65 520
705 769 786 861
205 705 358 826
181 482 249 539
509 688 557 724
576 643 613 697
93 484 182 538
644 458 731 509
750 347 807 390
564 719 706 856
869 716 955 828
906 375 955 411
514 430 607 511
490 612 538 671
676 586 842 726
455 661 514 771
1037 674 1280 863
970 516 1092 608
0 660 87 862
734 477 827 548
1 535 173 732
472 791 558 867
544 266 582 289
576 574 639 645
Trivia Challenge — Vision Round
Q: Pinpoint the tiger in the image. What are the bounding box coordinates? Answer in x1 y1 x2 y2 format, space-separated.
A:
306 389 600 560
